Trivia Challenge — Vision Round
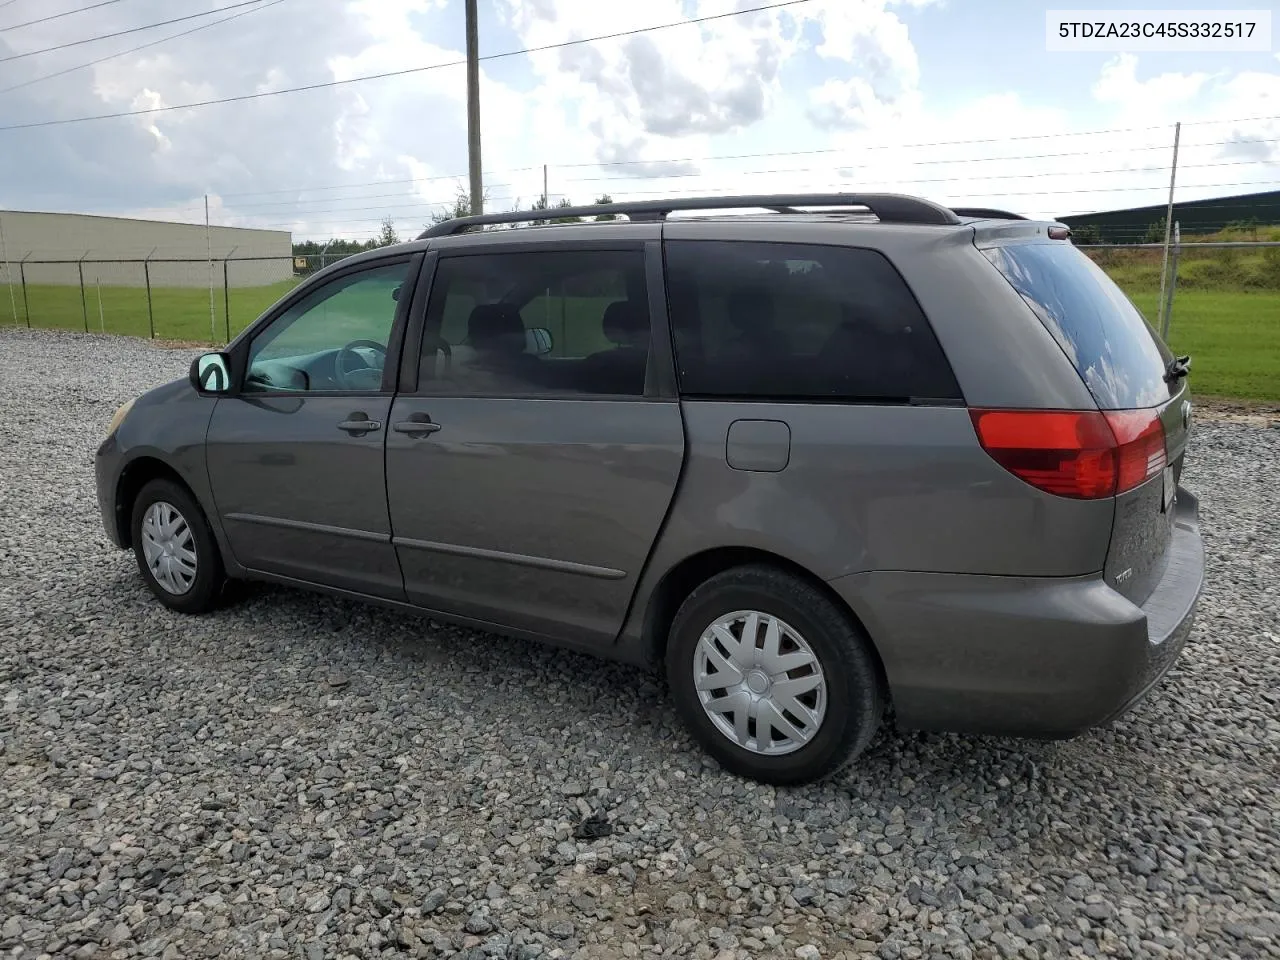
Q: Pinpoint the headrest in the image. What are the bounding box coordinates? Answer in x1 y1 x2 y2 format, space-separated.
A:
602 301 647 348
467 304 525 350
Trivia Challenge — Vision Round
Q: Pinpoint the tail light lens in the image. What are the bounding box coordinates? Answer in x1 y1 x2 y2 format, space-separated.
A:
1104 409 1168 492
970 407 1166 499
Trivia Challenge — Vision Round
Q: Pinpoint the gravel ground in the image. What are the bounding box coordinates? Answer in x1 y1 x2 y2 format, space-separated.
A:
1 326 1278 960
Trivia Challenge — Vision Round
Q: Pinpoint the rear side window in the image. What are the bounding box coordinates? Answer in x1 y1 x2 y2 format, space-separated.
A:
419 250 651 397
664 240 961 402
981 242 1173 410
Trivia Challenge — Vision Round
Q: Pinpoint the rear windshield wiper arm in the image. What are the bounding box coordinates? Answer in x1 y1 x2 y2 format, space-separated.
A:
1164 354 1191 383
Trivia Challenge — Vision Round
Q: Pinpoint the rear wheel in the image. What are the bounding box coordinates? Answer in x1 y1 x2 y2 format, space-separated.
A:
666 565 884 785
130 478 225 614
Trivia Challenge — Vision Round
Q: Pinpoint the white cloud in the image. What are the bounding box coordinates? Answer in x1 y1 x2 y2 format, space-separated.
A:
1092 54 1215 111
0 0 1275 240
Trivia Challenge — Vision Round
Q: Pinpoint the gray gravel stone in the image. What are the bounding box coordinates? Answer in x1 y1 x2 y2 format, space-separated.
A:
826 877 858 897
1 326 1278 960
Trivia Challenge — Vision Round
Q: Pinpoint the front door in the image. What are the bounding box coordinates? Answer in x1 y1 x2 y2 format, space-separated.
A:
385 243 685 648
206 256 418 599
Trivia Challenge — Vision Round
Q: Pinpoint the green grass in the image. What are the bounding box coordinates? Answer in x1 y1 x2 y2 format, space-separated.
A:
1121 288 1280 402
1085 244 1280 292
4 271 1278 402
8 280 301 342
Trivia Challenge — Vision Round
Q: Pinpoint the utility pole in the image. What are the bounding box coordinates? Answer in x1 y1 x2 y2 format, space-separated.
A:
206 194 216 343
1156 122 1181 337
1161 221 1181 341
465 0 483 216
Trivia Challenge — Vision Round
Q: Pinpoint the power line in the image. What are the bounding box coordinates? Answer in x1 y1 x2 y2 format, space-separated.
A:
160 188 1280 229
219 158 1278 214
219 169 533 199
3 0 1266 146
550 128 1280 171
230 186 520 212
0 0 286 95
0 0 818 130
552 179 1280 202
1 0 133 32
211 138 1279 202
822 138 1278 168
260 197 525 224
249 180 1280 227
0 0 269 63
560 158 1275 188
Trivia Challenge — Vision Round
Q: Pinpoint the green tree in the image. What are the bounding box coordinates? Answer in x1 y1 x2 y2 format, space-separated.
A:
291 237 379 272
594 194 617 221
551 197 583 224
427 183 501 231
1143 218 1168 245
375 217 400 247
528 194 552 226
1072 224 1102 245
429 184 476 226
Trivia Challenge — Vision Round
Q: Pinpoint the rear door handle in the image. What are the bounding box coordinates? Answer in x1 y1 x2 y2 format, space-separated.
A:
337 417 382 434
393 419 442 437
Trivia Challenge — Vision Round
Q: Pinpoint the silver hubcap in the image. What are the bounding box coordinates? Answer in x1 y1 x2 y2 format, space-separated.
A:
693 610 827 756
140 501 197 595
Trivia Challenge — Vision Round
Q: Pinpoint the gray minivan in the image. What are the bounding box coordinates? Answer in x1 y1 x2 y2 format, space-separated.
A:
96 194 1203 784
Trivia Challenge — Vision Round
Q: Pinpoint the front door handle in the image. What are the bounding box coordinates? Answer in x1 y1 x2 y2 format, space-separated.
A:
338 416 382 435
393 418 442 437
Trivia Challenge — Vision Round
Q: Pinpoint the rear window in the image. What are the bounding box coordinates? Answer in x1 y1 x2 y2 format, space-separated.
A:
981 242 1173 410
664 240 961 402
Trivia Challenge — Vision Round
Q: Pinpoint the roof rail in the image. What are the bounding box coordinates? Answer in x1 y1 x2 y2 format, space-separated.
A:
951 207 1027 221
417 192 962 238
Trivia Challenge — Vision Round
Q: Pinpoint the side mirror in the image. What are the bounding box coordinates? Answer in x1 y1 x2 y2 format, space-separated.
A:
526 327 553 356
391 285 401 302
190 352 232 394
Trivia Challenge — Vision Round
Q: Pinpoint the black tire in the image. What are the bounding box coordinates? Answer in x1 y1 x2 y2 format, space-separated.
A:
129 478 226 614
666 564 884 785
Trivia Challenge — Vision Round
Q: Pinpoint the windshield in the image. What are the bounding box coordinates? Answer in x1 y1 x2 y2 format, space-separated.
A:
982 242 1173 410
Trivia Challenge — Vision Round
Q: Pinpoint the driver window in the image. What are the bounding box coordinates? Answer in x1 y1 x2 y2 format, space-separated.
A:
245 260 411 393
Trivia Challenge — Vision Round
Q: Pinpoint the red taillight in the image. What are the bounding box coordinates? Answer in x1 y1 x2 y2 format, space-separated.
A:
970 408 1166 499
1104 409 1168 493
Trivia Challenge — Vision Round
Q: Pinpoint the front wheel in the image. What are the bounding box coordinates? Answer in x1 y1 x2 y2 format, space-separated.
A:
130 478 226 614
666 565 884 785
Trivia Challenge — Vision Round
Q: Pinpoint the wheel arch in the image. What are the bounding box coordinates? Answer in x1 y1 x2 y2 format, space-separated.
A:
113 456 197 548
640 546 890 690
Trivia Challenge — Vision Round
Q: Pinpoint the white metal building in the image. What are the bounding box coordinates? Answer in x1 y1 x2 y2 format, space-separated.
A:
0 210 291 287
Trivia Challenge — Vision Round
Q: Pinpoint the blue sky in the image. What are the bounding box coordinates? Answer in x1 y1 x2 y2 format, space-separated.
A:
910 0 1278 109
0 0 1277 239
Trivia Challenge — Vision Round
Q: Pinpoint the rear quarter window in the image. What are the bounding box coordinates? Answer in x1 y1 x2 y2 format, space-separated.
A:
664 240 961 402
981 242 1173 410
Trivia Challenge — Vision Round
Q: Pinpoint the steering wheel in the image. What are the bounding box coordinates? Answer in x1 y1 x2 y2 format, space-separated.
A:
335 339 388 390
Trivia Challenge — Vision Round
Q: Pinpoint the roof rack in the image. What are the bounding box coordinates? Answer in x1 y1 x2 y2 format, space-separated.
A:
950 207 1027 221
417 192 962 238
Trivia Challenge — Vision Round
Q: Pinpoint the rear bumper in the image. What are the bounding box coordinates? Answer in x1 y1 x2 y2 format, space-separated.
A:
829 487 1204 738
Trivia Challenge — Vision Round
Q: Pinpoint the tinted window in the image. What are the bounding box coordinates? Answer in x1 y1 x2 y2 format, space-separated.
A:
420 251 650 396
664 241 960 402
245 260 410 393
982 242 1173 410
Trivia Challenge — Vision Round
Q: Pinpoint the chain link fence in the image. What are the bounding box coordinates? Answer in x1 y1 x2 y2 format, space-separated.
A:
1 241 1277 401
0 254 344 342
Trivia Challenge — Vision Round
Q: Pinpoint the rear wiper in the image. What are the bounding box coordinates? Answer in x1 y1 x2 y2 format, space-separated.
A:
1164 354 1191 383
